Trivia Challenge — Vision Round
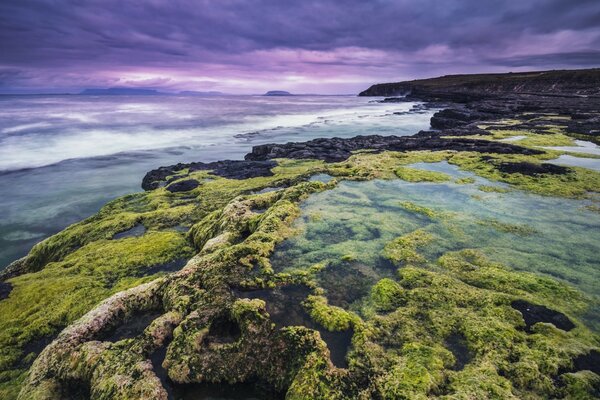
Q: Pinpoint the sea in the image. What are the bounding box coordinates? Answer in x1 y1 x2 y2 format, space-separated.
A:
0 94 435 268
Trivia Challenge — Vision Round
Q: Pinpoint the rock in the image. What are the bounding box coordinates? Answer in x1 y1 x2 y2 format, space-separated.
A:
166 179 200 193
496 162 570 176
264 90 292 96
0 282 12 301
0 256 30 281
245 135 542 163
142 160 276 191
359 68 600 98
511 300 575 332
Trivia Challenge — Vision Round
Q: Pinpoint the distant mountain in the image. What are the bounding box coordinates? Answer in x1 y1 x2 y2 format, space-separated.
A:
178 91 224 96
80 88 162 95
264 90 293 96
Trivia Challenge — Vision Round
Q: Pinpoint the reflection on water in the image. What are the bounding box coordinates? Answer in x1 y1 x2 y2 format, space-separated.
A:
545 154 600 172
271 162 600 325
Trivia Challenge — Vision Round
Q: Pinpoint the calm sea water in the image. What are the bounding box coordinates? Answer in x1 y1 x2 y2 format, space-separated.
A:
0 94 434 268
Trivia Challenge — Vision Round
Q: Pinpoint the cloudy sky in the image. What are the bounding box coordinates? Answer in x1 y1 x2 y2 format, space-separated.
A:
1 0 599 94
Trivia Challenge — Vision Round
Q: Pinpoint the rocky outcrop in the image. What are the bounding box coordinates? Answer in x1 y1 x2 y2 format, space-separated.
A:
244 135 541 163
359 68 600 98
142 160 277 190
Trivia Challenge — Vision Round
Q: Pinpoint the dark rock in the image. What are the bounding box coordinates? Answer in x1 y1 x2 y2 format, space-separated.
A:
570 350 600 375
245 135 542 163
0 282 12 301
0 256 29 281
166 179 199 193
430 107 495 129
143 160 276 191
567 117 600 137
100 309 162 342
359 69 600 98
203 314 241 345
380 97 410 103
496 162 570 176
511 300 575 332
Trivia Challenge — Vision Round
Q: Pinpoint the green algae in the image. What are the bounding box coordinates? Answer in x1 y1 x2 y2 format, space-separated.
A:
383 229 434 265
398 201 442 218
395 166 452 183
478 185 511 193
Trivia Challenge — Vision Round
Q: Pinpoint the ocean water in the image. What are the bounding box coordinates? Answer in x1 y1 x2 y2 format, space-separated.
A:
0 94 434 268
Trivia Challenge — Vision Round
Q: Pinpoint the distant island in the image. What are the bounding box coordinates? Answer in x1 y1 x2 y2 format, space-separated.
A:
264 90 293 96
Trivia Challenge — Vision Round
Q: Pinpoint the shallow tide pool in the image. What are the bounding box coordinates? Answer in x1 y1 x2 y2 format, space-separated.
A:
271 162 600 327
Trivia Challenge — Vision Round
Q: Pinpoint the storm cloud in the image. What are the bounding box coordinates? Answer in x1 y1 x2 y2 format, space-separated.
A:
1 0 599 93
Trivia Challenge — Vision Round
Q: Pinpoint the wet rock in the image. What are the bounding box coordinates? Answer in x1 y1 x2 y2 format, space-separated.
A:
0 281 12 301
497 162 570 176
245 135 541 163
511 300 575 332
143 160 277 190
570 350 600 375
112 223 146 240
430 107 495 129
203 314 242 346
0 256 29 281
101 309 162 342
166 179 199 193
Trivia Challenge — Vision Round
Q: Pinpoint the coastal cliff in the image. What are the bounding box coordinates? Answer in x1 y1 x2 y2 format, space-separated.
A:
358 68 600 99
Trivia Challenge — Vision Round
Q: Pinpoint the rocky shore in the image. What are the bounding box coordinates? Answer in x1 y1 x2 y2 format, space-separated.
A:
2 70 600 399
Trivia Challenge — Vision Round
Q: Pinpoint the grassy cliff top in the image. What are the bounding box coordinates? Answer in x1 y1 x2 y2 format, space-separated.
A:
359 68 600 97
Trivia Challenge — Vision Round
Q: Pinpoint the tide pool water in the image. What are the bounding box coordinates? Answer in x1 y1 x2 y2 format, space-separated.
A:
271 162 600 327
0 95 434 268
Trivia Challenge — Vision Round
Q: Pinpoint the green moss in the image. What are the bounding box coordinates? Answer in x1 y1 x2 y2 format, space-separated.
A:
449 152 600 198
0 230 193 397
371 278 405 312
377 343 452 399
399 201 441 219
383 229 434 265
394 166 452 183
304 295 356 331
455 177 476 184
478 185 511 193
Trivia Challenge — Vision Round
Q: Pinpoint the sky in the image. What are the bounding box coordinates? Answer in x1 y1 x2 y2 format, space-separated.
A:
0 0 599 94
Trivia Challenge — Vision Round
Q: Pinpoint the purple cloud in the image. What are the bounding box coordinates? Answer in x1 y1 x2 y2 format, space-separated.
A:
0 0 599 94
